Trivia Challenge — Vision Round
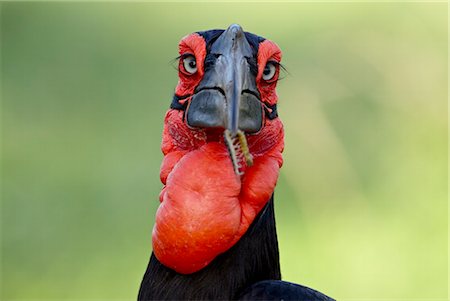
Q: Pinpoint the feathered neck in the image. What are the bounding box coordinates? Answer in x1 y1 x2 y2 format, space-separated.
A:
138 195 280 300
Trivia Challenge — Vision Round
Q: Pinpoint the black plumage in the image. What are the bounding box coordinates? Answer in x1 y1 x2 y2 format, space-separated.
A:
239 280 335 301
138 195 335 300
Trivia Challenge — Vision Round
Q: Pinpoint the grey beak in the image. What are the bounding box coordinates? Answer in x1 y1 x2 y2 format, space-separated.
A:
186 24 263 134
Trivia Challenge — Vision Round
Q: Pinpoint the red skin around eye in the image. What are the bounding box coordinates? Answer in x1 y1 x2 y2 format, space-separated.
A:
175 33 206 96
256 40 283 106
152 37 284 274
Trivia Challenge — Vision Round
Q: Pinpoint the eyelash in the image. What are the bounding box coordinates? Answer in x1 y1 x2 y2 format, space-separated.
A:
174 55 286 80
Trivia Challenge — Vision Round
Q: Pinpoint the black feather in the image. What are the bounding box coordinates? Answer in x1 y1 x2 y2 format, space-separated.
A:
197 29 265 57
244 31 265 56
138 195 281 300
238 280 336 301
138 194 335 301
196 29 225 47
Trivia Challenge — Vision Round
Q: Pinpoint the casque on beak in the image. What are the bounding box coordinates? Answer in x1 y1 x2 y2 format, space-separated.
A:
186 24 263 135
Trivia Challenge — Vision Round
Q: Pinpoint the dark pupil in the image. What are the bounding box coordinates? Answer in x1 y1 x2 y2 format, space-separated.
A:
263 65 271 75
189 60 196 68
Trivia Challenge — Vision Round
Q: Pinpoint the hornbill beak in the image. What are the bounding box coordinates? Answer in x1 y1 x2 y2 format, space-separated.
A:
186 24 263 135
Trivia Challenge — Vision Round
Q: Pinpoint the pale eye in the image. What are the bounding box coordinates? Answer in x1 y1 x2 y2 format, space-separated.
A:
262 62 277 81
183 55 197 74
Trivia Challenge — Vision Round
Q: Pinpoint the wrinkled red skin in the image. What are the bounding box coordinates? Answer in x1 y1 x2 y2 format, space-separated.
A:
175 34 206 96
152 33 285 274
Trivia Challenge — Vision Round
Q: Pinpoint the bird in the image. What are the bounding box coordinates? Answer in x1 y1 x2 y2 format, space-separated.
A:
138 24 335 301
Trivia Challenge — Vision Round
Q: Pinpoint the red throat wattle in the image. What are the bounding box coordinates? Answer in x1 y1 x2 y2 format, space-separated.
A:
152 31 284 274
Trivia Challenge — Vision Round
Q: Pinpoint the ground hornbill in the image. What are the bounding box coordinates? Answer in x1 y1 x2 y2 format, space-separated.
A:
138 24 335 301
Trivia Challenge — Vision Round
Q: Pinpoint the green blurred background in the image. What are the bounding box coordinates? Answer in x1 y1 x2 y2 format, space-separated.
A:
1 2 447 300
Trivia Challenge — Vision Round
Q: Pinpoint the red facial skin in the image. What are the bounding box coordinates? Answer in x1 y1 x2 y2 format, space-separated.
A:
152 33 285 274
175 34 206 97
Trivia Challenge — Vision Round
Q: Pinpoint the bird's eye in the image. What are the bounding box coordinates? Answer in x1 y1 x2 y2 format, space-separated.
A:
262 62 277 81
182 55 197 74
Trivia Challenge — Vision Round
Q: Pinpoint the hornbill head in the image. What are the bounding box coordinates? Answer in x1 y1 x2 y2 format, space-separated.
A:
153 24 284 274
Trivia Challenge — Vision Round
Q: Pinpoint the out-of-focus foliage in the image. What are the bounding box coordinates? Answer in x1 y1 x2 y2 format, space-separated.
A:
1 3 447 300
